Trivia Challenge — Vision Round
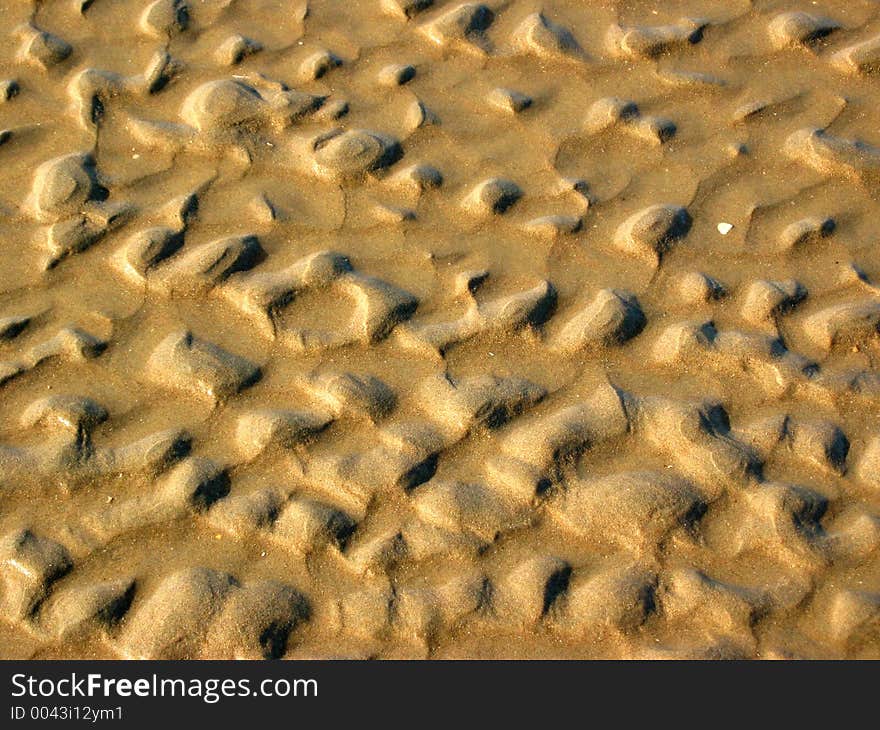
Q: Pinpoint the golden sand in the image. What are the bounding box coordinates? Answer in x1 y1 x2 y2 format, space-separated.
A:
0 0 879 659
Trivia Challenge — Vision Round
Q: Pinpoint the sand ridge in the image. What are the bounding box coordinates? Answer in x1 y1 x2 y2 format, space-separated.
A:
0 0 879 659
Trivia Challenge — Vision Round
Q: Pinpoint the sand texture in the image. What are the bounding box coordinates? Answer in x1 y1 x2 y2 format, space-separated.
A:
0 0 879 660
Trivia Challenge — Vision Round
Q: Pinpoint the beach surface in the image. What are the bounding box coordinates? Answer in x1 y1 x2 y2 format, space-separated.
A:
1 0 879 658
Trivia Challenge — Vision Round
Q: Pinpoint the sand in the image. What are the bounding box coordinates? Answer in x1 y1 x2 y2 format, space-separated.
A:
0 0 879 660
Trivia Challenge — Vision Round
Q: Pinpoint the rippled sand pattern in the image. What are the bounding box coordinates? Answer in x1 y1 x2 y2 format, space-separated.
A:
1 0 879 659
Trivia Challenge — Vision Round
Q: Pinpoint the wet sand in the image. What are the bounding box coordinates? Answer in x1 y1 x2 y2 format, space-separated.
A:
0 0 879 659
